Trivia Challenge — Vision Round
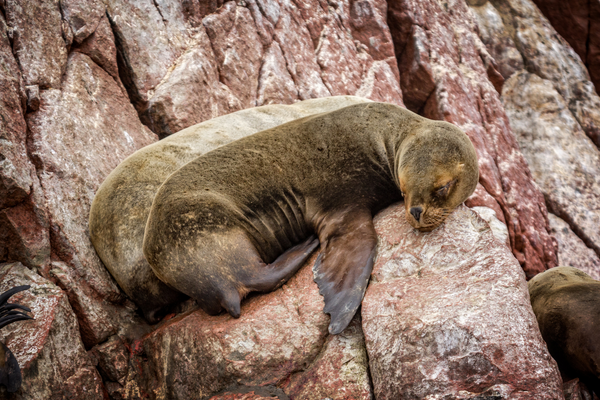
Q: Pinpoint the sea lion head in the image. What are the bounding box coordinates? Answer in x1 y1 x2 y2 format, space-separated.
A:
397 121 478 232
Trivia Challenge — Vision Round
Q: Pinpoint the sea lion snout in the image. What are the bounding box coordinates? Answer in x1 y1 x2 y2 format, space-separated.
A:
410 206 422 221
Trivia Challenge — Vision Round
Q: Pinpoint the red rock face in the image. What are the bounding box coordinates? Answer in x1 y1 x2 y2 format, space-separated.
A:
107 0 403 138
0 263 105 399
118 252 371 399
24 51 158 347
363 204 563 399
0 0 593 397
387 0 557 277
3 0 68 89
471 0 600 288
531 0 600 96
0 14 51 270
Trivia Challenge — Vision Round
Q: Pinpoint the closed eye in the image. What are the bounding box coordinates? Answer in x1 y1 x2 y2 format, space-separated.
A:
434 179 456 198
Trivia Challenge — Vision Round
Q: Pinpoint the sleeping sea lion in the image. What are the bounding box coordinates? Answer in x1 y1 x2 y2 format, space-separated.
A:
142 102 479 334
528 266 600 396
89 96 372 322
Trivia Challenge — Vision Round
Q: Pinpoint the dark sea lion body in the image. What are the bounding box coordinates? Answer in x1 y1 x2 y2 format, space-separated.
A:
528 267 600 396
143 102 479 334
89 96 371 322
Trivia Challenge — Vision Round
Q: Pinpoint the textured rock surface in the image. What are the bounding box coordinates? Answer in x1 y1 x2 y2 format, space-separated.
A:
549 214 600 281
280 318 372 399
472 0 600 147
25 51 157 346
502 72 600 269
530 0 600 95
3 0 68 89
0 0 597 397
0 262 105 399
387 0 557 277
106 0 403 138
0 14 50 271
563 378 600 400
119 251 371 399
363 204 564 399
472 0 600 299
73 15 123 85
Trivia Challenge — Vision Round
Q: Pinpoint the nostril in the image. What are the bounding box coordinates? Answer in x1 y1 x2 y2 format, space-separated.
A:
410 206 422 222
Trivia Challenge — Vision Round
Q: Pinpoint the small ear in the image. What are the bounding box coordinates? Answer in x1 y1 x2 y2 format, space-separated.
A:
457 163 465 171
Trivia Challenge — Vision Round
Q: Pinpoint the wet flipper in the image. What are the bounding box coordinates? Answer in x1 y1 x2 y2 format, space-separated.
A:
313 207 377 335
245 235 319 292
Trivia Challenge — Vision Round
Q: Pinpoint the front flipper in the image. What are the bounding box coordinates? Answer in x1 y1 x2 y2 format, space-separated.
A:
313 206 377 335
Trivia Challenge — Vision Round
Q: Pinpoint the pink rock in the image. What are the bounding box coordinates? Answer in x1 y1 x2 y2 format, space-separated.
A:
90 335 130 384
208 391 283 400
109 0 403 138
549 214 600 281
354 58 404 105
362 204 564 399
273 1 330 100
26 52 157 346
256 41 299 106
0 262 105 399
396 24 436 112
142 26 243 138
103 0 186 107
0 193 50 271
0 14 50 270
315 18 364 96
530 0 600 98
476 0 600 148
280 317 372 399
502 71 600 271
563 378 600 400
348 0 396 62
74 15 123 86
121 252 330 398
60 0 105 44
49 261 123 347
387 0 557 277
203 3 264 109
469 1 524 80
3 0 68 88
0 14 29 210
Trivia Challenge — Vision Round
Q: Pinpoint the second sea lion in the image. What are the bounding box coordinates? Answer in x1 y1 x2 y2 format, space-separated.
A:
142 102 479 334
528 267 600 396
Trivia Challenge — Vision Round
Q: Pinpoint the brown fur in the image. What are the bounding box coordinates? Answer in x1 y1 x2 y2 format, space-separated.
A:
528 267 600 396
143 102 479 334
89 96 371 322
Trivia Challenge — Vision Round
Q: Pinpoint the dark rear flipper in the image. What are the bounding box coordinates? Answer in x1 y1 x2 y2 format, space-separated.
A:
219 235 320 318
245 234 320 292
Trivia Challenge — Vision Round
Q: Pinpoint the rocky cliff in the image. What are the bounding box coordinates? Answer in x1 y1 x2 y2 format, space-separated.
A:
0 0 599 399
